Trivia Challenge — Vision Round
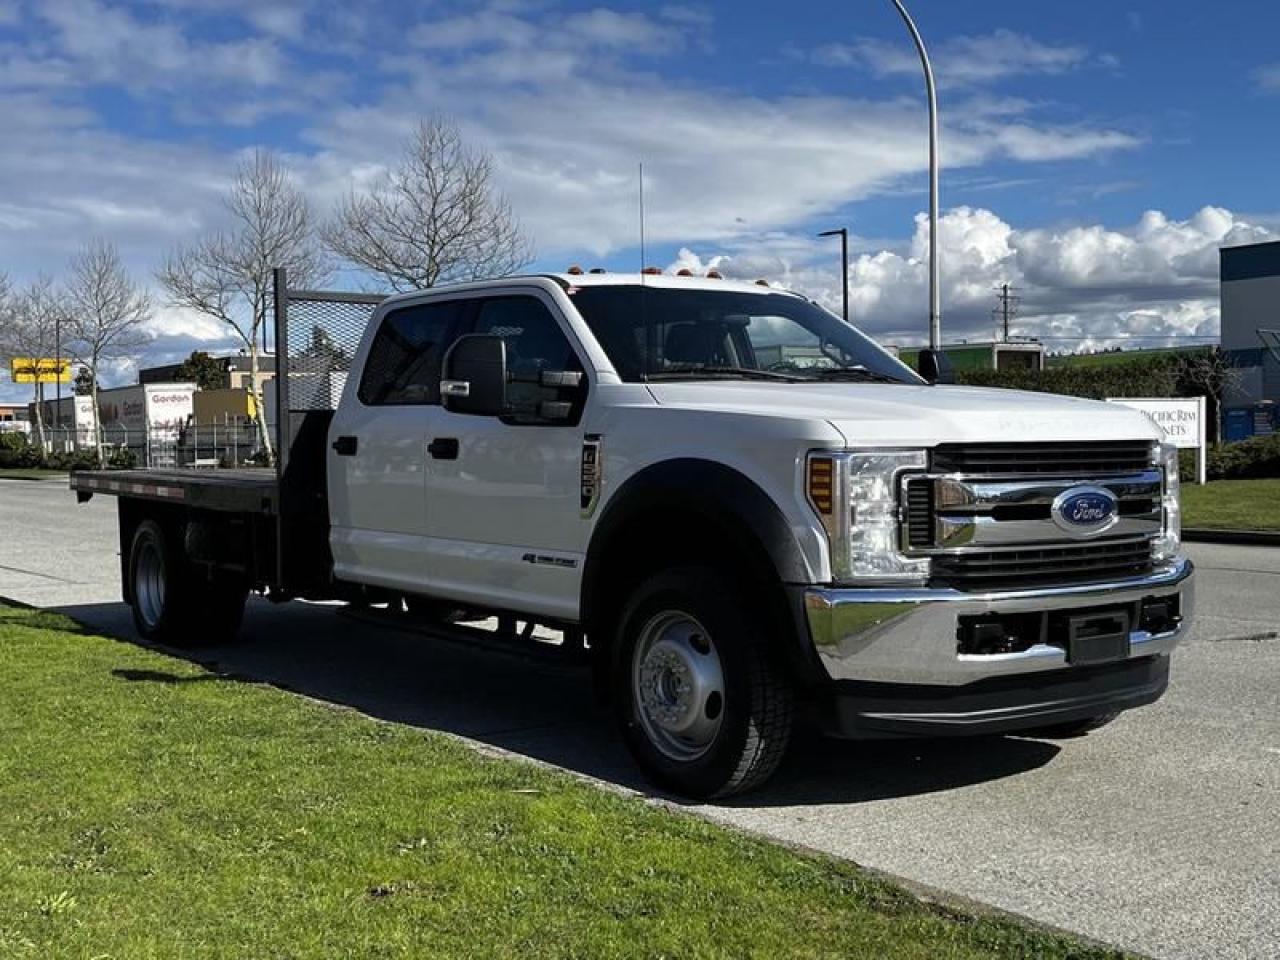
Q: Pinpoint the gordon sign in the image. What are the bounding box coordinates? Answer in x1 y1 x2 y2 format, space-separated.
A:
1106 396 1206 484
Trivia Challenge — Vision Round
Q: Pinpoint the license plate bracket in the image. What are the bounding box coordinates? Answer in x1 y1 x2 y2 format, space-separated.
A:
1066 609 1131 665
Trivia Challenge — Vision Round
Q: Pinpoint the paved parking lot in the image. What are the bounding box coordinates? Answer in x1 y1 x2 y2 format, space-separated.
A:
1 475 1277 960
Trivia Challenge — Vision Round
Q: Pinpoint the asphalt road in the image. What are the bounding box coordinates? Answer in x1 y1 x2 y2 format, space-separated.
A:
1 475 1277 960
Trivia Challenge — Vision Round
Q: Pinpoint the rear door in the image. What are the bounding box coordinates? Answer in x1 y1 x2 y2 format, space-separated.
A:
328 297 467 592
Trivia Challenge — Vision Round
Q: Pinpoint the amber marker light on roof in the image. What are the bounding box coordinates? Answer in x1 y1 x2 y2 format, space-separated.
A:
566 265 584 275
706 270 723 279
642 267 663 275
676 268 693 276
808 456 835 516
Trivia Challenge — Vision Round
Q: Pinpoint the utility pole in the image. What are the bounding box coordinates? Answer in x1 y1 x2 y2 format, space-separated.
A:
993 284 1021 342
818 227 850 323
890 0 941 350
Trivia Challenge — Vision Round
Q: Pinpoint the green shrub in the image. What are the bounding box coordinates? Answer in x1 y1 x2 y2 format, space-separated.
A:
0 432 43 468
0 432 28 453
107 447 137 469
958 354 1181 400
47 449 101 471
1178 435 1280 481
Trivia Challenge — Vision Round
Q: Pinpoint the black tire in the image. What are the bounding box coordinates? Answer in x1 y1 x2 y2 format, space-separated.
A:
612 567 793 799
1029 712 1119 739
128 519 247 647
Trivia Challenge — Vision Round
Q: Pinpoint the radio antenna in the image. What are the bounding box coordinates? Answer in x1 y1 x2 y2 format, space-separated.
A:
638 161 653 381
638 161 647 275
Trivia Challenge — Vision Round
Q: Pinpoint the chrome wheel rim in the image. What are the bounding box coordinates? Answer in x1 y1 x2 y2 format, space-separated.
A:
135 539 165 629
632 611 725 762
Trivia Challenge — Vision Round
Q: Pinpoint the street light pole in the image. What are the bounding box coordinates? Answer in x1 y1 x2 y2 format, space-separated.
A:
54 314 61 429
889 0 941 350
818 227 850 323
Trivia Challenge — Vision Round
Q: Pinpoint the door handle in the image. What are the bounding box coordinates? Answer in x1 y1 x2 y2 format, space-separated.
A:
332 435 358 456
428 437 459 460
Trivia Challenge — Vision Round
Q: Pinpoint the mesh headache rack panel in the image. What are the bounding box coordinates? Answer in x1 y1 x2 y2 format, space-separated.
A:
276 282 384 415
271 268 386 593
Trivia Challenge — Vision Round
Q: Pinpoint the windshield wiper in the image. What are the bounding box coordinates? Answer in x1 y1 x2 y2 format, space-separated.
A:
647 365 805 382
803 367 904 384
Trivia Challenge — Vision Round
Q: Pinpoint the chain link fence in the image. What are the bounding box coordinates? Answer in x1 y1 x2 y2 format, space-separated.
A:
25 419 270 469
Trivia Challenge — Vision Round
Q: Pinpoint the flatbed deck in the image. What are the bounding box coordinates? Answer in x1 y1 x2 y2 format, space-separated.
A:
71 468 279 514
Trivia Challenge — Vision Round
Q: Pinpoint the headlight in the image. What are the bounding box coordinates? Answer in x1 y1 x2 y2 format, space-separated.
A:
807 449 930 584
1153 442 1181 563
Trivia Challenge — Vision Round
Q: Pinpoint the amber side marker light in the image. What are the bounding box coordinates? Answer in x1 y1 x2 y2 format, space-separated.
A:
808 456 835 515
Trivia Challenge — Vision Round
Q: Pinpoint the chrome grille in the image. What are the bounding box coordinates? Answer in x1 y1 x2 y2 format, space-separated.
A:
933 540 1155 590
931 441 1155 476
905 440 1162 591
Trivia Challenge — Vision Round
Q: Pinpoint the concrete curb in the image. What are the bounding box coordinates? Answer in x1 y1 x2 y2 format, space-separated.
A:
1184 528 1280 546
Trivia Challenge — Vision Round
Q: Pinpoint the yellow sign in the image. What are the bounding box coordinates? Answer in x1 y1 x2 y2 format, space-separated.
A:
9 358 70 384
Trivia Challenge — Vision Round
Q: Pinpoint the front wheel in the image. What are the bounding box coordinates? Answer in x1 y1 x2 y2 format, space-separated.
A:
612 567 793 799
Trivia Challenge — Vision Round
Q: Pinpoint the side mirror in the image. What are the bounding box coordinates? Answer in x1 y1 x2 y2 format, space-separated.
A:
442 334 508 416
917 348 955 385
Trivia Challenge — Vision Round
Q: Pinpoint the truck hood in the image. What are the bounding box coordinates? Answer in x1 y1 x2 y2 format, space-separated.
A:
645 382 1162 447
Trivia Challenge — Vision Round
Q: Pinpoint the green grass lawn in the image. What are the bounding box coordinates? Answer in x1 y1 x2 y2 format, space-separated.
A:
0 468 67 479
1181 478 1280 531
0 604 1129 960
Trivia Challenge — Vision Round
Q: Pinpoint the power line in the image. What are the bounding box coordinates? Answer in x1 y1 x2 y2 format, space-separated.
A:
1033 334 1218 340
993 283 1021 342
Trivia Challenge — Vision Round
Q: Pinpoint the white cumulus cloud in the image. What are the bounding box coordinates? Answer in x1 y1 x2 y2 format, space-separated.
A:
667 206 1277 351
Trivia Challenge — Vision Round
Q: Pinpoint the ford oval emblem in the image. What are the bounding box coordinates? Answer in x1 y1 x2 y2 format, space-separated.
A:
1051 486 1119 536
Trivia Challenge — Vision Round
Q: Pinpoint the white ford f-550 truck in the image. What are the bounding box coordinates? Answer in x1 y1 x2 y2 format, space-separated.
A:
74 270 1194 797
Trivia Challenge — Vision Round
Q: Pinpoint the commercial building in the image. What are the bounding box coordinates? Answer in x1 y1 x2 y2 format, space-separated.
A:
138 353 276 391
1220 241 1280 438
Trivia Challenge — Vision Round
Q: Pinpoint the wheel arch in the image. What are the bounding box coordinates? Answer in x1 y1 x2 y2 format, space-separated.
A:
580 458 824 692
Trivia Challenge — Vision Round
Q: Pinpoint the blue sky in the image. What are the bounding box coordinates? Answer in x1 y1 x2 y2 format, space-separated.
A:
1 0 1278 400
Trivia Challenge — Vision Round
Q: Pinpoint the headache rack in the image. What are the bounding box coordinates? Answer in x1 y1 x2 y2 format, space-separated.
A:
271 269 385 595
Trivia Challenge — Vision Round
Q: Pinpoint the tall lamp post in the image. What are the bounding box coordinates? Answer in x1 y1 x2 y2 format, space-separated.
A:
818 227 850 323
54 314 61 429
889 0 941 351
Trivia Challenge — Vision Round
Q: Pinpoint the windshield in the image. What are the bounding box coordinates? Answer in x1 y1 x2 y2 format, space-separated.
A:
565 285 922 384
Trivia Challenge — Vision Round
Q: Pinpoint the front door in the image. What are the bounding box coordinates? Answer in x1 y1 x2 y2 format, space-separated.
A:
424 292 590 621
328 297 465 592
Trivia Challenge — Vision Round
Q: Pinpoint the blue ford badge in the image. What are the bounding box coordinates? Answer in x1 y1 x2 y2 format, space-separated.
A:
1051 486 1118 536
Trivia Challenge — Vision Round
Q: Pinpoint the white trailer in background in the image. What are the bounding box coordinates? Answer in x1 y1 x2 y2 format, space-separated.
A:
32 394 99 450
96 383 196 467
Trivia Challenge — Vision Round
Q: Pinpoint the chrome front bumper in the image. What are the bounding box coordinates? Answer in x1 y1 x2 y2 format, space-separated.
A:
804 556 1194 686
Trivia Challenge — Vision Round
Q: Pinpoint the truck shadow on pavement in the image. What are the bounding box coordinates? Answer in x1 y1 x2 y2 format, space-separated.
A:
59 598 1061 807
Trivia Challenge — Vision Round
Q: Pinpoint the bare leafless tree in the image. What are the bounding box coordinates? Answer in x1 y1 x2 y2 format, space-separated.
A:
0 275 68 456
66 240 152 467
1180 347 1244 443
159 150 327 463
322 117 532 292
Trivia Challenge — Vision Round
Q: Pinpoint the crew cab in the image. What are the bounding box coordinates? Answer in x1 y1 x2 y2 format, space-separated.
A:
73 270 1194 797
